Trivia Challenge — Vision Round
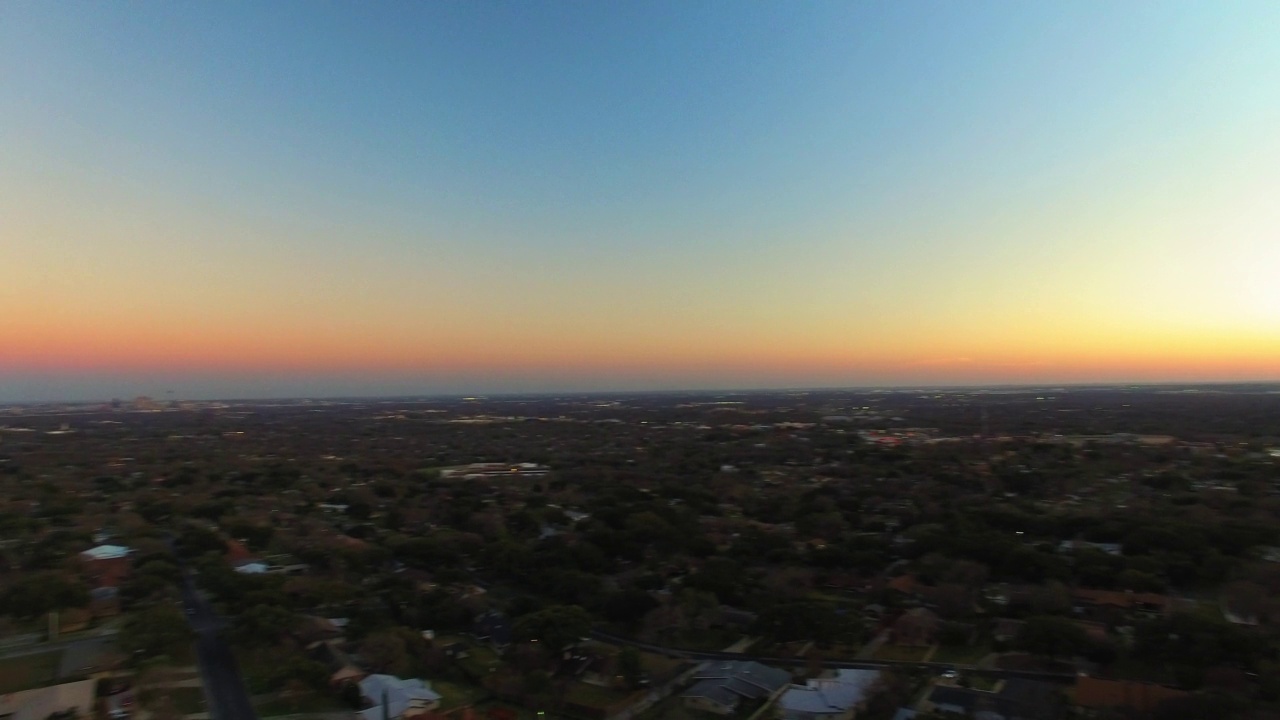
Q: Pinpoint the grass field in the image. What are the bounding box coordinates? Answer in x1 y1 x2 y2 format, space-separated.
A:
167 687 209 714
563 681 636 709
0 651 62 693
255 693 350 716
458 644 502 679
639 651 686 683
473 699 573 720
636 694 718 720
966 675 1002 692
432 678 488 710
932 644 991 665
872 644 931 662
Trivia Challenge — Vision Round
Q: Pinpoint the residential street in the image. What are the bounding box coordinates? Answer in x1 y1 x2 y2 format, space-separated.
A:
179 570 258 720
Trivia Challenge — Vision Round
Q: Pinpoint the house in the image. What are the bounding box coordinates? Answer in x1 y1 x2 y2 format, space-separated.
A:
358 674 442 720
0 679 96 720
681 661 792 715
891 608 939 647
471 611 512 650
923 680 1063 720
79 545 132 588
1073 676 1186 714
776 669 881 720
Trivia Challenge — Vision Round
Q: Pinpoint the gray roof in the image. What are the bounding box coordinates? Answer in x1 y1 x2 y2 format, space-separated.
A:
682 679 742 710
358 674 441 720
685 661 791 710
694 661 791 695
778 669 881 718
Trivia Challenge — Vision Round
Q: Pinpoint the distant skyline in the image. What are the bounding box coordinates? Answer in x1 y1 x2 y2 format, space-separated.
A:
3 2 1278 402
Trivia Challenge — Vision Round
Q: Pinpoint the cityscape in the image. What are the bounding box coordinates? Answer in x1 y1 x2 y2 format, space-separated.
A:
3 2 1279 720
2 386 1280 719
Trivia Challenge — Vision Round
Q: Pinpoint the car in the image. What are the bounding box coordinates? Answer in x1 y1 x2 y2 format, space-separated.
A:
940 669 959 679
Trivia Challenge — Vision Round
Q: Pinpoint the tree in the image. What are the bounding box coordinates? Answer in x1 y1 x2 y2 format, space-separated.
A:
359 631 411 676
231 604 298 647
175 525 226 559
618 646 643 689
1017 616 1088 659
677 589 719 631
0 572 89 618
601 590 658 629
120 605 193 659
513 605 592 653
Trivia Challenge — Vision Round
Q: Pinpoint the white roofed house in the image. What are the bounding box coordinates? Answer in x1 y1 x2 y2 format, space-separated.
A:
357 674 442 720
776 669 882 720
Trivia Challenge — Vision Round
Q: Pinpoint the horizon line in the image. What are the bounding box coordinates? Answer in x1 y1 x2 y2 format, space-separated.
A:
5 379 1280 407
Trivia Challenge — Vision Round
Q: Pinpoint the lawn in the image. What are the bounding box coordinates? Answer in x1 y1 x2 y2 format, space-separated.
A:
968 675 1002 692
255 693 350 717
0 651 62 693
639 651 686 683
167 686 209 714
432 678 488 710
872 644 931 662
932 644 991 665
636 694 718 720
473 699 573 720
563 681 636 709
458 644 502 679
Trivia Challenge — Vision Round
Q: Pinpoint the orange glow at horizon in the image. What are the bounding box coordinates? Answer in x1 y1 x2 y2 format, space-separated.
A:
3 316 1276 385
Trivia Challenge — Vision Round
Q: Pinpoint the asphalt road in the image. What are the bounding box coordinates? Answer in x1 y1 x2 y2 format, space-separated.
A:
179 568 259 720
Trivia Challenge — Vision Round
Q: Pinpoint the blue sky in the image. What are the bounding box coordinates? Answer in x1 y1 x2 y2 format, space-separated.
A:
2 1 1278 400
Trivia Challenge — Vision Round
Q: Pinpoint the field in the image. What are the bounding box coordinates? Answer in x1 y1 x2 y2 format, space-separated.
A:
254 693 350 716
432 678 488 710
966 674 1002 692
639 651 688 682
457 644 502 679
932 644 991 665
0 651 62 693
637 694 723 720
563 681 636 708
871 644 931 662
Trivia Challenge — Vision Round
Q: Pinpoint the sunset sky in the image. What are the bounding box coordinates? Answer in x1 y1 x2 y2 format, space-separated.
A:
2 2 1278 400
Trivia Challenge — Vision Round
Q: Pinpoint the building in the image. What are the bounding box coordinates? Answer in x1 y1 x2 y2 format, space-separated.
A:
682 661 791 715
79 545 132 588
776 669 881 720
1073 676 1186 714
357 674 442 720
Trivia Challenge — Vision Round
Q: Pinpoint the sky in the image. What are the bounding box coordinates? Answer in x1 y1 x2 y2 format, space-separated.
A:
2 1 1279 401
